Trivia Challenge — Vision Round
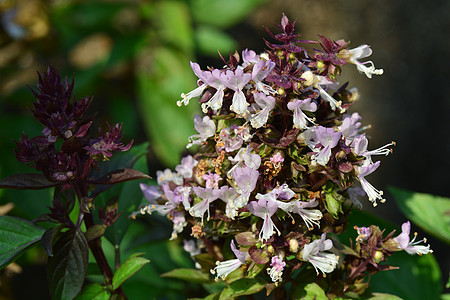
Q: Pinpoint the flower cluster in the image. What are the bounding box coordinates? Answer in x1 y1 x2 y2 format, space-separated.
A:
14 66 132 187
136 15 430 296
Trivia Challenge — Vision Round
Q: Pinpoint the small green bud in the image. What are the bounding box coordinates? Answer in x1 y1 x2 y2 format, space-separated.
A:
373 250 384 263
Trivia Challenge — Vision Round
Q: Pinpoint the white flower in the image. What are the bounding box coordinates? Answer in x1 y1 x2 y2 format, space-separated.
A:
348 45 384 79
357 161 385 206
302 233 339 276
212 240 248 279
249 92 276 128
156 168 183 185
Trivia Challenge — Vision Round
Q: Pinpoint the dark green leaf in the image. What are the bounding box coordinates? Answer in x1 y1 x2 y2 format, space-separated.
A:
85 224 106 242
370 251 441 300
112 255 150 290
47 229 89 300
161 268 213 284
389 186 450 244
41 227 61 257
74 283 110 300
219 278 266 299
0 173 56 190
0 216 45 268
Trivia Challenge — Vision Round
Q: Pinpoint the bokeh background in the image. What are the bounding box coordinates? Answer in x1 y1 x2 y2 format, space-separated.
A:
0 0 449 299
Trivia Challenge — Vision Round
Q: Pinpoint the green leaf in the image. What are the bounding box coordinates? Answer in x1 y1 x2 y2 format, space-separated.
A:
389 186 450 244
136 47 199 166
196 25 237 56
112 255 150 290
365 293 402 300
219 278 266 299
47 229 89 300
190 0 265 28
370 251 442 300
292 282 328 300
190 293 220 300
304 282 328 300
0 216 45 268
441 294 450 300
154 1 194 54
74 283 110 300
161 268 213 284
325 193 343 219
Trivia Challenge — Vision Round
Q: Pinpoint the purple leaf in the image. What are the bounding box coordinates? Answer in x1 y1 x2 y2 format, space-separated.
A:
0 173 57 190
87 168 151 185
248 246 270 264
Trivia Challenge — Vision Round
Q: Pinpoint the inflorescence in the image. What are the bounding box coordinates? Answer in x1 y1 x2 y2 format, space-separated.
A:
135 14 431 296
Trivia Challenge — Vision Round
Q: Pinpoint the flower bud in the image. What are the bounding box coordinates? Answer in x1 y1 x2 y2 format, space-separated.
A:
373 250 384 263
289 239 299 253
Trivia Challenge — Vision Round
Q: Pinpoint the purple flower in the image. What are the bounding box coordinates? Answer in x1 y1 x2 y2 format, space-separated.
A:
355 226 371 242
393 221 432 255
202 171 222 189
183 239 201 257
218 126 245 153
287 98 317 129
247 196 280 241
348 45 384 79
339 113 362 144
311 126 341 166
213 240 249 279
201 69 229 113
232 166 259 208
272 183 295 200
85 123 133 161
189 187 222 223
357 161 385 206
302 233 339 276
242 49 259 67
352 134 395 163
187 115 216 148
249 92 276 128
228 146 261 171
290 199 323 229
251 60 276 94
346 186 366 209
175 155 198 179
140 183 162 204
171 210 187 240
218 186 239 219
267 255 286 282
225 68 252 116
178 62 209 107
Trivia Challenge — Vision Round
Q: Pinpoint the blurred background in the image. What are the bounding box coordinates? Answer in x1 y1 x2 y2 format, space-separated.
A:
0 0 448 299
